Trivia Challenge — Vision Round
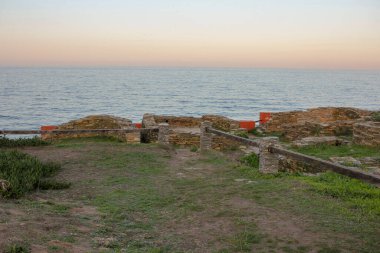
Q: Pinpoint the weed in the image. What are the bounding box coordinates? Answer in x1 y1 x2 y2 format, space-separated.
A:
241 153 259 168
371 112 380 122
190 145 198 152
234 131 249 139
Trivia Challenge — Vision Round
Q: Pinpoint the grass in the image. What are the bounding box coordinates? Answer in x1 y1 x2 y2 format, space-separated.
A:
292 144 380 160
3 242 30 253
300 171 380 216
0 150 63 198
0 136 48 148
1 138 380 252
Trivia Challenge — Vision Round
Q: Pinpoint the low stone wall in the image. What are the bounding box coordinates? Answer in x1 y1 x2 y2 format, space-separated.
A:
261 107 371 140
140 128 159 143
211 135 244 150
169 132 200 147
41 115 140 143
142 114 240 131
353 122 380 147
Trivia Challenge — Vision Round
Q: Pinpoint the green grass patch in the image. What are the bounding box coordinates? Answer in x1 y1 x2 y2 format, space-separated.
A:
300 171 380 216
52 136 123 148
292 144 380 160
0 136 48 148
0 150 62 198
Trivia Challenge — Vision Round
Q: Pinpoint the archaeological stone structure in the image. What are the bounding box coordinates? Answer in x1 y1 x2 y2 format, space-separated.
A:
353 122 380 147
261 107 371 141
41 115 140 143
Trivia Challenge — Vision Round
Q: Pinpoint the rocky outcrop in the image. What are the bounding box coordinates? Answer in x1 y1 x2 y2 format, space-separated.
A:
262 107 371 141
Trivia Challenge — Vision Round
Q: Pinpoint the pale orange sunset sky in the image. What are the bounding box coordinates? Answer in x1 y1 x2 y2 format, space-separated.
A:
1 0 379 69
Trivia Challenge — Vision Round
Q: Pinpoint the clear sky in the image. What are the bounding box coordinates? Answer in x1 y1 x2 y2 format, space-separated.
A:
1 0 379 69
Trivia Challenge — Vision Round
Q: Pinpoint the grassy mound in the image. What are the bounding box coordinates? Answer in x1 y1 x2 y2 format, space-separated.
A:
0 150 62 198
0 136 48 148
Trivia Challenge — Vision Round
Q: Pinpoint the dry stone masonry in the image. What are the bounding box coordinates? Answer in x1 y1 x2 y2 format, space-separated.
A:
353 122 380 147
261 107 371 141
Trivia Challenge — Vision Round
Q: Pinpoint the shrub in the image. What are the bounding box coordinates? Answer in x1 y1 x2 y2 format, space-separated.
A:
0 150 61 198
4 242 30 253
190 146 198 152
235 131 249 139
0 136 48 148
371 112 380 122
241 153 259 169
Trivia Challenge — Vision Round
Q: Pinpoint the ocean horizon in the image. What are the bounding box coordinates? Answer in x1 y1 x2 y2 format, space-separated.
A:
1 67 379 130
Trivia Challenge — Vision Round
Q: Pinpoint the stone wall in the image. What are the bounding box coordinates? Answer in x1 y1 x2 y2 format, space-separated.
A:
262 107 371 140
169 131 200 147
142 114 240 131
42 115 140 143
58 115 134 130
42 130 141 143
353 122 380 147
278 156 327 173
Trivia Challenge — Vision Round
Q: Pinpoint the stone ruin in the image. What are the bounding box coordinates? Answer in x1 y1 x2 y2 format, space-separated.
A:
142 113 241 149
261 107 372 141
42 115 140 143
353 121 380 147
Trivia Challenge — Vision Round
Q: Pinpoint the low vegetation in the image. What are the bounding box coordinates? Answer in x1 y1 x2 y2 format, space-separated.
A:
0 150 64 198
0 136 48 148
1 138 379 252
292 144 380 160
371 111 380 122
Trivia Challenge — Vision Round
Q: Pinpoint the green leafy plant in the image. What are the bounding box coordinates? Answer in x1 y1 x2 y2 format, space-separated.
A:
371 112 380 122
0 150 62 198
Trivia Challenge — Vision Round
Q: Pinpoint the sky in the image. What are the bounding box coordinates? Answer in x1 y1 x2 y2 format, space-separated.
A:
0 0 379 69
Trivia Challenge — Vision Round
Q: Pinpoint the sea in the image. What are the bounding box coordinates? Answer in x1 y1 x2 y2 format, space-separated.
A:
0 67 379 130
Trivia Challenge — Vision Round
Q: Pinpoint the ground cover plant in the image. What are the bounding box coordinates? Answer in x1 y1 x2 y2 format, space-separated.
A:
0 138 379 252
0 150 63 198
0 136 48 148
292 144 380 160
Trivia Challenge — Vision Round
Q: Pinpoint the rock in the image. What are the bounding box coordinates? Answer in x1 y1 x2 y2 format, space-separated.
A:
95 237 117 248
293 136 345 147
142 113 157 128
58 115 134 130
353 122 380 147
330 157 362 167
202 115 240 131
0 179 10 192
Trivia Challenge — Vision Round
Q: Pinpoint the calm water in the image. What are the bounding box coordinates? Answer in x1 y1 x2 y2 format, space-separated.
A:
0 67 379 129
